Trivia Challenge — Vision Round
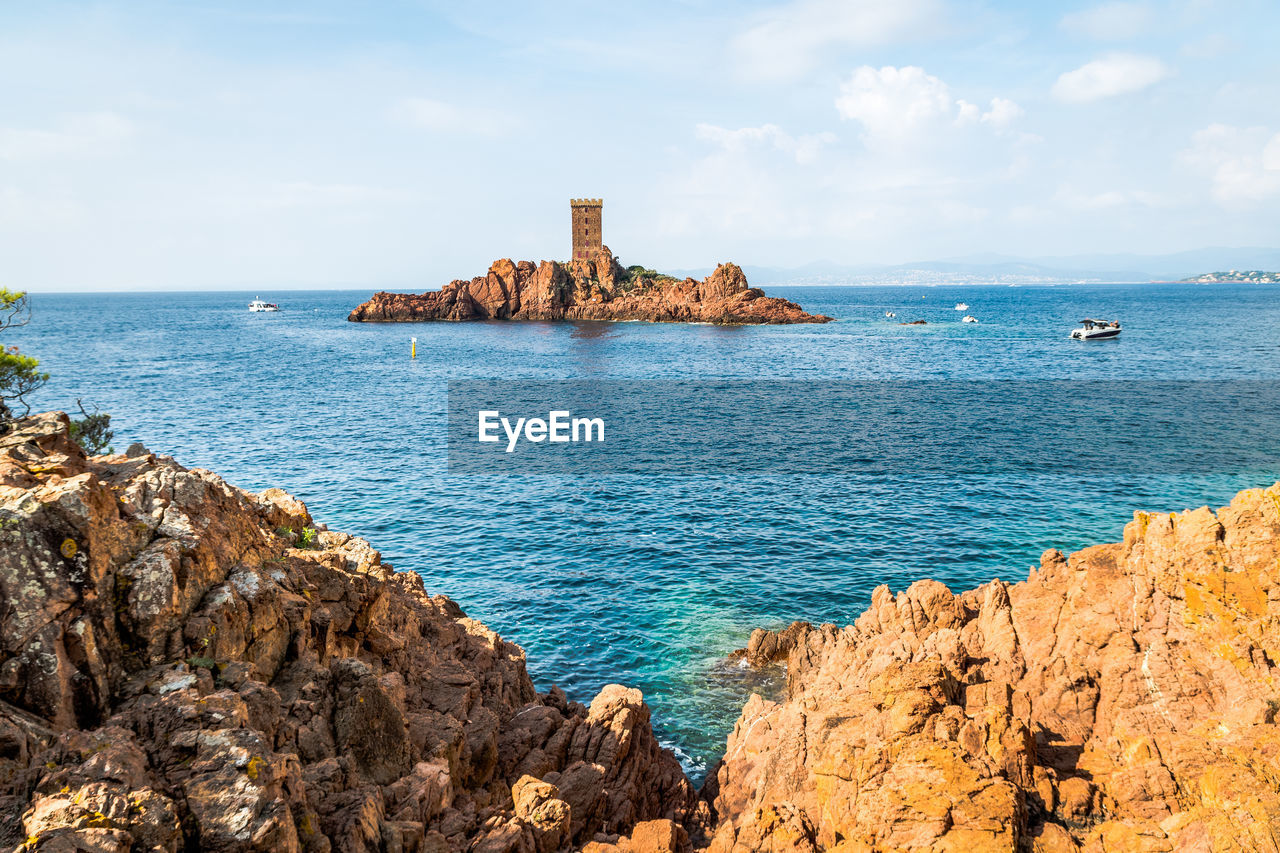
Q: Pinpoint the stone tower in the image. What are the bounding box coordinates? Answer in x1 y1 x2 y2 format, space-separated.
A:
570 198 603 260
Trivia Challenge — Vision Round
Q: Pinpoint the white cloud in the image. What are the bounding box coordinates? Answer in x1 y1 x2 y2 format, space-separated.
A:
837 66 952 138
1052 53 1171 102
1060 2 1154 40
0 112 134 160
1180 123 1280 203
695 123 836 164
660 67 1040 264
980 97 1023 129
835 66 1021 144
732 0 943 82
391 97 499 134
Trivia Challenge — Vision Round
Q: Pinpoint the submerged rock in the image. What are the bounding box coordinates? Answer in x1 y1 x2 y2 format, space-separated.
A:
346 248 833 325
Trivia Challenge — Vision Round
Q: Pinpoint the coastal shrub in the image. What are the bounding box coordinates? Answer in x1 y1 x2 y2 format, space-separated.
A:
70 399 114 455
625 264 660 280
0 288 48 425
299 526 318 548
623 264 678 286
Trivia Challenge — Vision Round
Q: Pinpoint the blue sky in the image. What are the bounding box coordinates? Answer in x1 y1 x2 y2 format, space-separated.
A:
2 0 1278 290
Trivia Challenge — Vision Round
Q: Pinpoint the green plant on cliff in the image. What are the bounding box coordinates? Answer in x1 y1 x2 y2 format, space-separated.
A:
0 289 117 449
0 288 48 425
69 399 114 455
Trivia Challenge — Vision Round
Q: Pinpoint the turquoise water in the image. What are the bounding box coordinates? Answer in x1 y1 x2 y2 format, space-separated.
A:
12 282 1280 778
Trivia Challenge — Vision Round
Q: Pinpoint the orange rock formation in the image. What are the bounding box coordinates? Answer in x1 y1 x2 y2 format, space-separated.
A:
347 248 832 325
4 411 1280 852
694 490 1280 851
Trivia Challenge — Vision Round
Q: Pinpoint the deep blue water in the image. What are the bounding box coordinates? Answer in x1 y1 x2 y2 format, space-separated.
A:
11 282 1280 778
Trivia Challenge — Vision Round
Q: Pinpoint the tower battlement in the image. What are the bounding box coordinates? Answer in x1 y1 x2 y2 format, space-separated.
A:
570 198 603 260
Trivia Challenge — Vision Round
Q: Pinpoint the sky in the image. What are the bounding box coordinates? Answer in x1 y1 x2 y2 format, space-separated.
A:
2 0 1278 290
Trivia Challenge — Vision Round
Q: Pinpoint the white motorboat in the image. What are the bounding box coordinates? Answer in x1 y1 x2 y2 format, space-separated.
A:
962 315 978 323
1070 318 1121 340
954 302 969 311
249 298 280 312
885 311 896 318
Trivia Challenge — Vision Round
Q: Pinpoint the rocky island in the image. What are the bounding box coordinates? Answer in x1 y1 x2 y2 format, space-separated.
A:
347 250 831 326
348 200 831 325
4 411 1280 851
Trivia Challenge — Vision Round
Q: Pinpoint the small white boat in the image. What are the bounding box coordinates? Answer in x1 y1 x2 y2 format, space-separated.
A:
954 303 969 311
249 298 279 312
1070 318 1121 340
885 311 896 318
962 315 978 323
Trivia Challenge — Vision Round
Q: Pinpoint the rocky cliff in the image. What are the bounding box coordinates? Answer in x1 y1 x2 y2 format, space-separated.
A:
698 488 1280 852
346 249 832 325
4 411 1280 853
0 414 693 853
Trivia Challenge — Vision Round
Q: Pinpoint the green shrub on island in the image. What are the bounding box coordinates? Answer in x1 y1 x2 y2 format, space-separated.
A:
622 264 677 286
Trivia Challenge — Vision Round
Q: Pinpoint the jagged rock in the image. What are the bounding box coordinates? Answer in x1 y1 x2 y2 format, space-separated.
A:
729 621 813 668
7 409 1280 852
346 248 833 325
702 485 1280 851
0 413 694 852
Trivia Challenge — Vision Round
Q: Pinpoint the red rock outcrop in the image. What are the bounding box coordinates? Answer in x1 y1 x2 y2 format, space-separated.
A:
7 409 1280 852
0 413 693 853
697 486 1280 852
346 249 833 325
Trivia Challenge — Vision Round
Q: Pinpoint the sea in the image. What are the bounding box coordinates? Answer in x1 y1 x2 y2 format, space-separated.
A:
12 282 1280 781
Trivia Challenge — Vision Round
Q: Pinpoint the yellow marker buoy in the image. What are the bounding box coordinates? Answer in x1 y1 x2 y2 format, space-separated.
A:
411 337 417 359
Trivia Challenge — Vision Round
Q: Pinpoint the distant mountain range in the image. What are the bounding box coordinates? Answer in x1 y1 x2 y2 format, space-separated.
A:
669 247 1280 285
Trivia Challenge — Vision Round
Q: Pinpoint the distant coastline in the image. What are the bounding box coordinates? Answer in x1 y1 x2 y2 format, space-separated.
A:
1178 270 1280 283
